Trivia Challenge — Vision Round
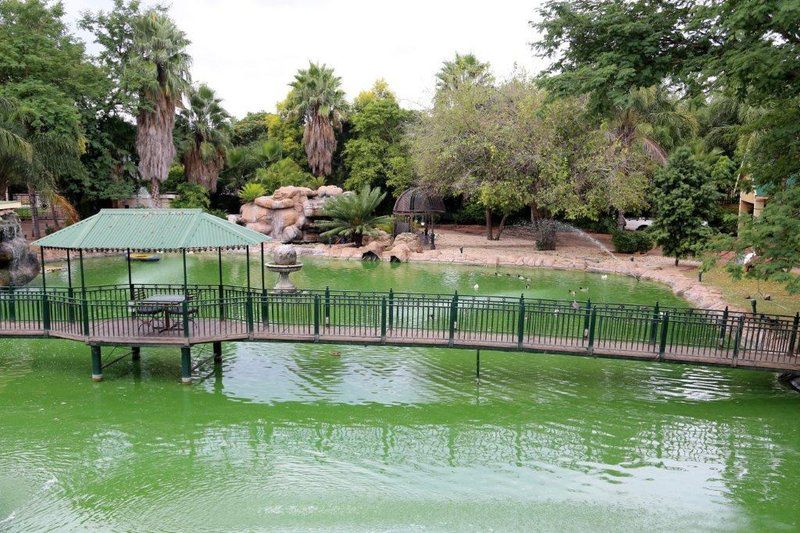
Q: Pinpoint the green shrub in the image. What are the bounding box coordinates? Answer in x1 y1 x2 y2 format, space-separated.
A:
611 228 653 254
171 182 210 210
15 207 32 220
238 182 266 204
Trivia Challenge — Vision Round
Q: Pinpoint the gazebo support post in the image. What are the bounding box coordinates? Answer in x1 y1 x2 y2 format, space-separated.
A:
91 345 102 382
126 248 134 300
181 248 188 295
245 246 251 291
39 246 50 331
218 247 224 320
78 249 86 298
66 249 75 323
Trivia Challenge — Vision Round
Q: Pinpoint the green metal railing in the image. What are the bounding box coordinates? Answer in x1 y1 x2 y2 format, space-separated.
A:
0 283 798 370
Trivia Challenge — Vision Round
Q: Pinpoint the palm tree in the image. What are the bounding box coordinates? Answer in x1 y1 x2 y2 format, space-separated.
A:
286 63 346 177
435 53 493 102
177 84 232 192
606 85 697 165
131 10 191 205
318 185 392 247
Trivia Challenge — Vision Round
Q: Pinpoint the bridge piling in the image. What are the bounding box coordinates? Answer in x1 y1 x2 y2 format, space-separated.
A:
213 341 222 363
181 346 192 384
91 345 102 382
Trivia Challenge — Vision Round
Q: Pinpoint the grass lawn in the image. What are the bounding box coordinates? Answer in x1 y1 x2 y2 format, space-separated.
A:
702 267 800 316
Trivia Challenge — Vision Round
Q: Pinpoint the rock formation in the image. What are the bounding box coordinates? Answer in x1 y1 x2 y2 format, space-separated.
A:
0 215 39 287
236 185 345 243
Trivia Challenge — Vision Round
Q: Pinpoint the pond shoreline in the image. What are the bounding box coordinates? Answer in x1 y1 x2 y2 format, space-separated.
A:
278 226 736 312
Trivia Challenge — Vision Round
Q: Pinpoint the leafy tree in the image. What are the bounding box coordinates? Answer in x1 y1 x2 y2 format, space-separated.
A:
176 84 232 192
533 0 703 114
0 0 102 233
605 85 697 165
343 80 413 195
318 185 392 247
728 185 800 294
171 182 209 209
285 63 346 177
130 10 192 204
650 147 717 265
231 112 269 145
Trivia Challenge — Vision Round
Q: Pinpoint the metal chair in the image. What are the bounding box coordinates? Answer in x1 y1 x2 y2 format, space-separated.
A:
128 288 163 333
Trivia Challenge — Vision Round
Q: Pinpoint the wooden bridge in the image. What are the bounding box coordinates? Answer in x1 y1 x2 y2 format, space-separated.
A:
1 283 798 383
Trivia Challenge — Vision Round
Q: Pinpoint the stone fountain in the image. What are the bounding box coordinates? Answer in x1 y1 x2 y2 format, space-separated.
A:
0 213 39 287
266 244 303 293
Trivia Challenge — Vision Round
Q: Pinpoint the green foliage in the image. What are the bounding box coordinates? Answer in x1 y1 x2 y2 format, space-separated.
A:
237 182 266 204
435 53 493 104
318 185 392 247
171 182 210 210
611 229 653 254
257 157 321 194
344 80 414 196
533 0 700 115
231 112 270 145
650 147 717 264
725 185 800 294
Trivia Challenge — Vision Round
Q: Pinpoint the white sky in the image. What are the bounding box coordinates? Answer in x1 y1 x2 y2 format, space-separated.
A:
61 0 549 118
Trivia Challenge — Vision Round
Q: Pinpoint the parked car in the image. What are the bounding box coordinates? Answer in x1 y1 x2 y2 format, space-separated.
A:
623 217 653 231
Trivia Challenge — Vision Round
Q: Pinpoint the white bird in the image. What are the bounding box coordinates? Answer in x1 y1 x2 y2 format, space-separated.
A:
473 283 479 291
579 287 589 292
601 274 608 280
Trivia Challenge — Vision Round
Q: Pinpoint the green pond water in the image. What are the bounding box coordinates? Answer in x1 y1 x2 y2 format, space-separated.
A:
1 256 798 531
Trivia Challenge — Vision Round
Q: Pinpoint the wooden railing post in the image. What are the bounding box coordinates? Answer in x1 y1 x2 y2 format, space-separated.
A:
8 288 16 323
517 295 525 349
732 315 745 365
718 306 729 348
658 312 670 360
313 295 320 339
41 289 50 332
246 294 254 335
787 313 799 355
380 296 387 341
650 302 660 345
82 297 89 336
388 288 394 331
324 286 330 327
448 291 458 347
587 308 597 353
182 299 190 339
583 299 591 338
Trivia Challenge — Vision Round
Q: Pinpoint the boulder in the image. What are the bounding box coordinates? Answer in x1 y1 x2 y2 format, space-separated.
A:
240 203 267 223
316 185 344 197
393 232 423 253
364 230 392 247
386 243 412 263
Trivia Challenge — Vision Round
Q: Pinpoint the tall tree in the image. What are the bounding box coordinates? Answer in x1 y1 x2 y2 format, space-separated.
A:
435 53 493 104
650 147 717 265
176 84 231 192
533 0 704 114
286 63 346 178
130 10 191 205
343 80 414 195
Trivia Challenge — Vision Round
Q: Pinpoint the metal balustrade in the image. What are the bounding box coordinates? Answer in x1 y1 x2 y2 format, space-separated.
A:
0 283 797 371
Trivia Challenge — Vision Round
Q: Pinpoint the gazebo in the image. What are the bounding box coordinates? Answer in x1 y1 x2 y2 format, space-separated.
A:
392 187 445 249
32 209 270 382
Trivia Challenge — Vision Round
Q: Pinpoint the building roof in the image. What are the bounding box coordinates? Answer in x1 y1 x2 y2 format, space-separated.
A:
393 187 445 215
33 209 270 251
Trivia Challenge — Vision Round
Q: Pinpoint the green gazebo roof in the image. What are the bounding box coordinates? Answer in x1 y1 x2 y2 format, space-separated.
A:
33 209 270 251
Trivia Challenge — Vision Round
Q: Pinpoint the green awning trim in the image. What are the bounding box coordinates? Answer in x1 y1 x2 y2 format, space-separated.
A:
33 209 270 251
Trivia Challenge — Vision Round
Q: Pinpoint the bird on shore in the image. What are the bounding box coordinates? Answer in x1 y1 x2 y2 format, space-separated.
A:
473 283 480 291
569 289 576 297
579 287 589 292
601 274 608 280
